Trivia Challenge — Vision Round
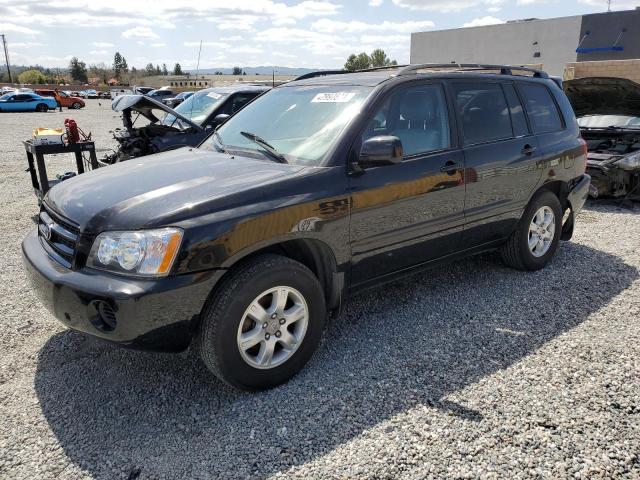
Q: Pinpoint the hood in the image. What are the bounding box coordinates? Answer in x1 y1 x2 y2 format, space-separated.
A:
564 77 640 118
45 148 305 233
111 94 204 131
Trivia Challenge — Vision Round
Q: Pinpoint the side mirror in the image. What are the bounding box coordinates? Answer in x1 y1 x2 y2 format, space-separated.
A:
213 113 230 125
358 135 403 168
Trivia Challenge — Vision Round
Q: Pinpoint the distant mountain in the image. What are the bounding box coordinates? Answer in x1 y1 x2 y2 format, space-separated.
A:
185 66 321 76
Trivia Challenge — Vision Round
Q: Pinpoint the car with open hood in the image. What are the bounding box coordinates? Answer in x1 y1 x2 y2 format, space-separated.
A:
564 77 640 201
23 64 589 390
104 85 269 163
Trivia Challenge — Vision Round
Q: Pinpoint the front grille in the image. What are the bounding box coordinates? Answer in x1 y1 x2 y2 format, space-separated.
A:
38 204 80 268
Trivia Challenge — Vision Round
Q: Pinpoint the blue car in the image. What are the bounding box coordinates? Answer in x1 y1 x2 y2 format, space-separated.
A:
0 92 57 112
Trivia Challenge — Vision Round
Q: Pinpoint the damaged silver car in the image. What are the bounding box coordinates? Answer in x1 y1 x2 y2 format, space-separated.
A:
565 77 640 201
104 85 269 163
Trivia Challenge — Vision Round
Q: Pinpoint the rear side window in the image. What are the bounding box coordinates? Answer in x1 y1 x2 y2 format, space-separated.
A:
517 83 563 134
453 82 512 146
502 84 529 137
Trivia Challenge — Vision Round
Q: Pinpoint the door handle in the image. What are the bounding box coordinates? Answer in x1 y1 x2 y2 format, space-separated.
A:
440 161 459 174
521 144 537 155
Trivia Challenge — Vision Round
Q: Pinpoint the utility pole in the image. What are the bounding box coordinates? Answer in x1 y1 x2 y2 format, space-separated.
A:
1 34 12 84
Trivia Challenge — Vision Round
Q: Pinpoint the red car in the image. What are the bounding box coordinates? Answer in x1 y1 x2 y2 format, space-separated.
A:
35 89 85 109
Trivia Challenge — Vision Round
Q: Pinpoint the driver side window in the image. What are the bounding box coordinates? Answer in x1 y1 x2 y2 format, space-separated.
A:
363 84 450 157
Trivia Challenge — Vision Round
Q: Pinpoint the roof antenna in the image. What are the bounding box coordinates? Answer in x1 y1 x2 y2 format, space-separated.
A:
607 0 612 12
190 39 203 123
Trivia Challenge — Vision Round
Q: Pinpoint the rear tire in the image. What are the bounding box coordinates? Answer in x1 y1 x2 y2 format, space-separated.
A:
71 102 82 109
197 254 326 391
500 191 562 271
35 103 48 112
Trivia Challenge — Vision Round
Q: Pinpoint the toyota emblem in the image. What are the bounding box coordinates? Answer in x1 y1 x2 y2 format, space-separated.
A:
42 222 53 240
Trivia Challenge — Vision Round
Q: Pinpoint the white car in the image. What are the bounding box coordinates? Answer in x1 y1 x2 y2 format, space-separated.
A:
110 88 134 100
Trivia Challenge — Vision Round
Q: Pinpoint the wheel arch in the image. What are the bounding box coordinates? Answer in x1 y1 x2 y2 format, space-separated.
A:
527 180 573 240
215 237 344 312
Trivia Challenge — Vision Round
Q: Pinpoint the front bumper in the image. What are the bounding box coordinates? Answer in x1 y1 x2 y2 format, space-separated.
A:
22 229 223 351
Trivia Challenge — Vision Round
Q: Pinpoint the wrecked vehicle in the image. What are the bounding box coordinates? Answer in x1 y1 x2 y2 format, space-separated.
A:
104 85 269 163
565 77 640 201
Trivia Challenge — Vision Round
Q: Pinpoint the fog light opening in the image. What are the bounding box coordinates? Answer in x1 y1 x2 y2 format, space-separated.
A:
90 300 118 332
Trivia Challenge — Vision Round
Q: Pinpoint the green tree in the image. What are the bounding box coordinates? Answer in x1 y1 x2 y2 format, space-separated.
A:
162 63 168 76
173 63 183 75
113 52 123 78
69 57 88 83
344 52 371 71
370 49 397 68
145 63 156 76
18 69 47 84
232 66 242 75
121 56 129 73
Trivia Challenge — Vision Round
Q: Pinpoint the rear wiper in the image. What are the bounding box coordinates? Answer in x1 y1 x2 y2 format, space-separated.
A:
240 131 287 164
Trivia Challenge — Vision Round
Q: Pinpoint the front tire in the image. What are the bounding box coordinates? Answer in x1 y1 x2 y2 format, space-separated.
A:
197 254 327 391
500 191 562 271
71 102 82 109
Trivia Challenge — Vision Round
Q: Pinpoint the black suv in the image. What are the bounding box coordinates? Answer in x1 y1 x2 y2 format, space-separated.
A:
23 64 590 390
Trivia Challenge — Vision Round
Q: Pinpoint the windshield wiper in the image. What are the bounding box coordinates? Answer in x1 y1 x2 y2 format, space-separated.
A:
240 131 287 164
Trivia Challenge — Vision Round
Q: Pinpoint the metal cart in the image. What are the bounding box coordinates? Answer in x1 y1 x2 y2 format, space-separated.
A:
23 140 99 202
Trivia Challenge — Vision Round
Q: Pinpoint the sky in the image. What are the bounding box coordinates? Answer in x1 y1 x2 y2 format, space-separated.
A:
0 0 636 70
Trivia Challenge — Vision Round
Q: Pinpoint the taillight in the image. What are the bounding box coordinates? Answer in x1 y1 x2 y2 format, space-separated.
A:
579 138 588 173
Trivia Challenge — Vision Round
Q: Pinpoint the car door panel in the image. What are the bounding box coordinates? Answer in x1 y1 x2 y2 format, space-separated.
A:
449 80 542 246
348 82 466 286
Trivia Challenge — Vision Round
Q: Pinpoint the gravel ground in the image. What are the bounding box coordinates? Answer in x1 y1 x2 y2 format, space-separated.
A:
0 101 639 479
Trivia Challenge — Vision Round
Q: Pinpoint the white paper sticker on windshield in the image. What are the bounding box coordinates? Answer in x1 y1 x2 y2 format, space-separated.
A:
206 92 222 99
311 92 356 103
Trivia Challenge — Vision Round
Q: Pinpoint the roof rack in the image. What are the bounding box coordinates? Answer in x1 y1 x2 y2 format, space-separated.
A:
396 63 549 79
293 65 409 81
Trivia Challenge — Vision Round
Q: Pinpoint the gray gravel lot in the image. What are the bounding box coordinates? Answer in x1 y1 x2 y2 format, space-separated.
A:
0 101 639 479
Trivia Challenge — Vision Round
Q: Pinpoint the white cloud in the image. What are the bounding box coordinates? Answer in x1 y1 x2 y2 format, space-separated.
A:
462 15 505 27
150 42 166 47
122 26 159 39
92 42 114 47
369 0 384 5
578 0 637 8
391 0 478 12
88 49 109 55
184 41 231 48
391 0 505 12
8 42 44 48
0 23 40 35
312 18 435 33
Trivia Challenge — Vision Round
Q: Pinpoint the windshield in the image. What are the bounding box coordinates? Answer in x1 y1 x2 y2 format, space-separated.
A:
578 115 640 129
201 85 372 166
0 93 11 101
162 89 228 128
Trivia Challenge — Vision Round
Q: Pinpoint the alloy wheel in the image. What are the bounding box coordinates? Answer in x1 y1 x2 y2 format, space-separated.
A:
528 206 555 257
236 286 309 369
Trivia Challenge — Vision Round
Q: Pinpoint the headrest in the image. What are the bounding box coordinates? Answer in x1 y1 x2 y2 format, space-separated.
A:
399 91 436 124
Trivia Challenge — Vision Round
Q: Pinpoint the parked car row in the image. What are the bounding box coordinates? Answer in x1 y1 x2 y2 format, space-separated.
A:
23 64 590 391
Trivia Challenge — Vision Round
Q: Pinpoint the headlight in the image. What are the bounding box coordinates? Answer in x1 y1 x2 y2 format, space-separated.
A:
615 152 640 171
87 228 183 277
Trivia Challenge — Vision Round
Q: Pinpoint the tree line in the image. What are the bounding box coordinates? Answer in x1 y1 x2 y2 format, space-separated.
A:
344 49 397 72
9 52 188 86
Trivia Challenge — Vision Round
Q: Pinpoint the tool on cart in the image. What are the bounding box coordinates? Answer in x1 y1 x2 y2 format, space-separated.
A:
24 118 99 204
32 128 64 146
